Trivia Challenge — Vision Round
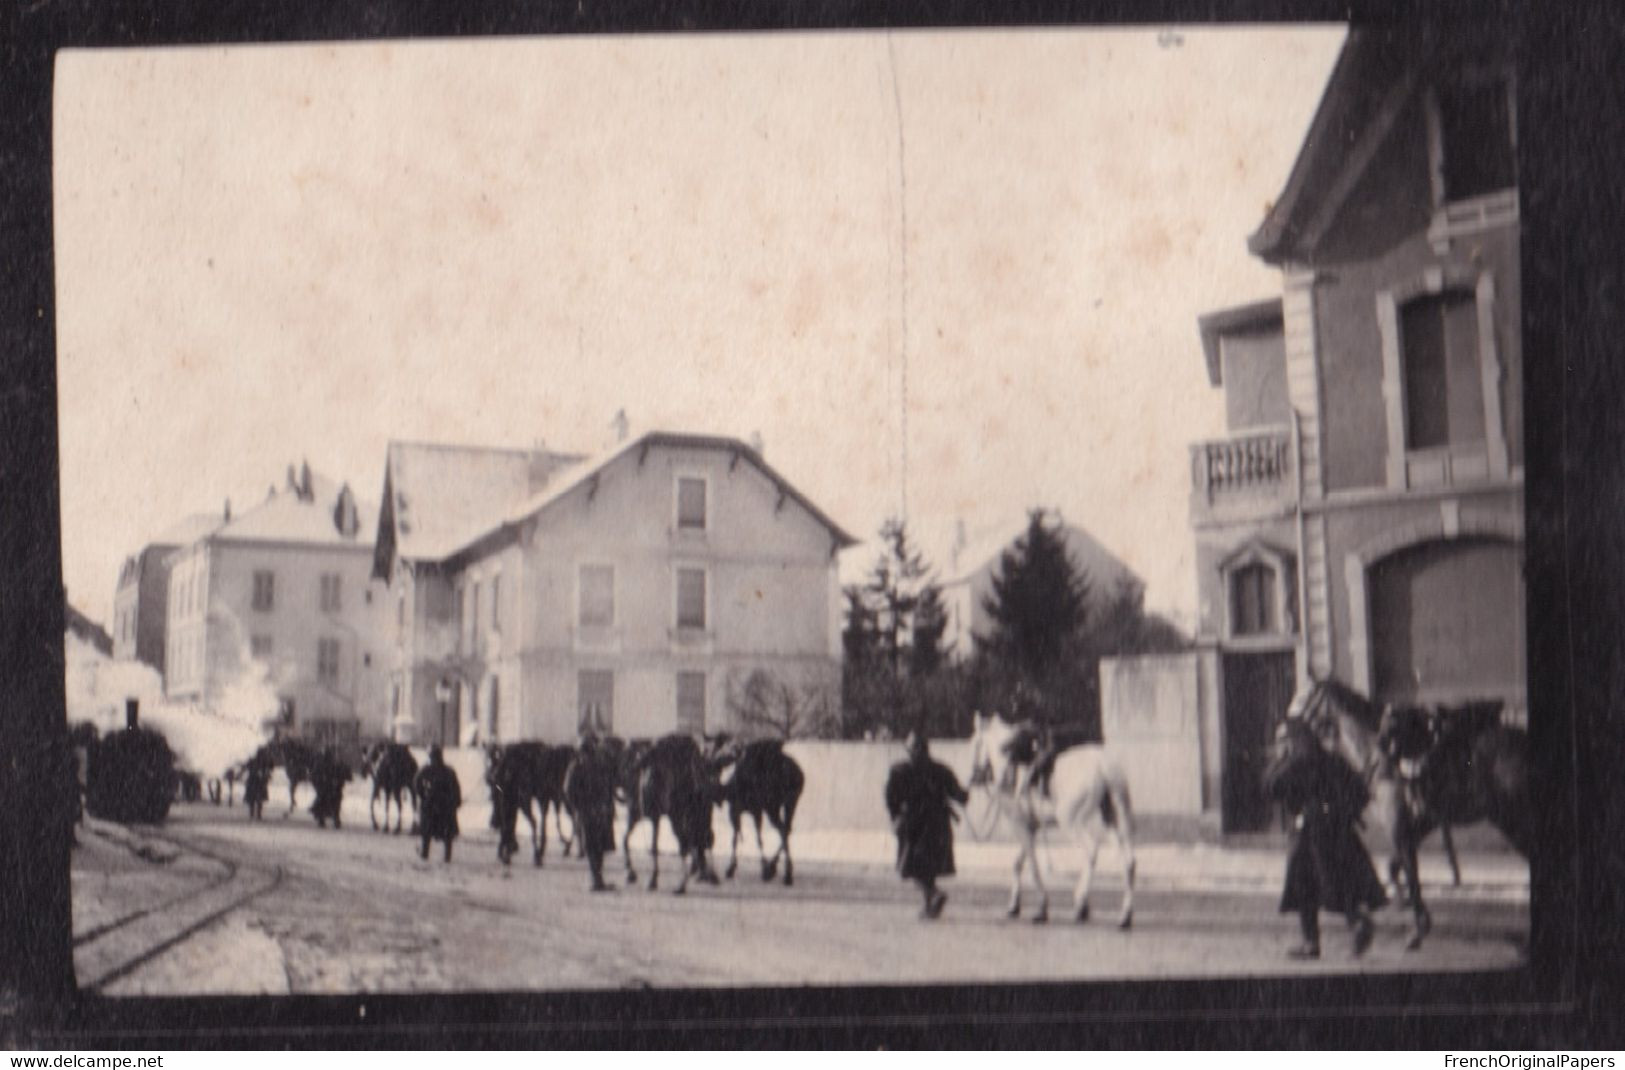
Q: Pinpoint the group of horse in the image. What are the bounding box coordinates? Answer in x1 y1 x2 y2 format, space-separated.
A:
208 738 354 825
227 730 809 896
481 732 807 894
195 680 1526 948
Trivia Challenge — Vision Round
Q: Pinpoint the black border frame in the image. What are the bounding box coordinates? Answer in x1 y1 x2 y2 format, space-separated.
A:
3 0 1619 1049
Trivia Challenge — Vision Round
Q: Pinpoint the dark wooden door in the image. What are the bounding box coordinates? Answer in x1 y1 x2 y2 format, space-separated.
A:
1222 651 1296 833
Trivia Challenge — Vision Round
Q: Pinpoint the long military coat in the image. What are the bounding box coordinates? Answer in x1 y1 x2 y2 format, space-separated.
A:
415 761 463 844
1276 747 1388 916
884 754 968 882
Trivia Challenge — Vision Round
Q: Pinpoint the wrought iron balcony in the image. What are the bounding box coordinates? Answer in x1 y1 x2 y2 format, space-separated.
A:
1190 427 1293 518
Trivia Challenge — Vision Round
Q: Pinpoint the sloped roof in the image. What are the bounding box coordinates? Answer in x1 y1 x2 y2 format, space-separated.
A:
1248 27 1511 265
468 431 859 558
151 513 223 549
213 468 377 549
65 596 113 657
378 441 587 566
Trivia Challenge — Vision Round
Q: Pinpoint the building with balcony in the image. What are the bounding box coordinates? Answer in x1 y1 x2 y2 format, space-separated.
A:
1188 26 1524 831
164 463 392 747
372 432 856 747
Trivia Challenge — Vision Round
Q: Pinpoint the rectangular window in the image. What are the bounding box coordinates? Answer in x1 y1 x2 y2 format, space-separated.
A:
319 573 342 612
397 591 406 642
491 574 502 631
252 570 275 612
579 564 615 627
471 581 481 644
677 476 707 531
1402 292 1485 451
676 671 706 734
578 669 614 734
1437 80 1516 203
1231 564 1277 636
676 567 706 630
317 637 341 685
250 634 273 659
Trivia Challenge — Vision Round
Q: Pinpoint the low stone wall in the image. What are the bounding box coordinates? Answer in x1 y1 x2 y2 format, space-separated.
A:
780 740 979 833
1099 652 1212 819
422 737 1216 843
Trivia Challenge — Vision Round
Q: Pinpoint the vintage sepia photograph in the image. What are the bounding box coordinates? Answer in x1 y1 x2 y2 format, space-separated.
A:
23 14 1560 1033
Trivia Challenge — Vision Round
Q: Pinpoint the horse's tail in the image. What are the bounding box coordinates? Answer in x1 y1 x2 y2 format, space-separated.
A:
1104 756 1135 844
782 760 805 831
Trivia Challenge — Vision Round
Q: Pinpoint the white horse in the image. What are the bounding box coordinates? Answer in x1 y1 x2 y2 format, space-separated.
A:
966 711 1136 928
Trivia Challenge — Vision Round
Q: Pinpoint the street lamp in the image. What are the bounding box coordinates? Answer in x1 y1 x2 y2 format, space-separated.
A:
435 678 453 748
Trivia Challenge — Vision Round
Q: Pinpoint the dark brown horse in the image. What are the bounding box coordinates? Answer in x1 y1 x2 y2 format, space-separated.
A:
488 741 575 866
1296 682 1463 905
711 738 804 886
255 738 324 816
629 734 727 894
361 741 419 834
1378 701 1530 949
608 736 653 884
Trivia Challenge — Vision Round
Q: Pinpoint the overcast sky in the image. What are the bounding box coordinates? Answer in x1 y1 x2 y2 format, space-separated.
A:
53 27 1345 630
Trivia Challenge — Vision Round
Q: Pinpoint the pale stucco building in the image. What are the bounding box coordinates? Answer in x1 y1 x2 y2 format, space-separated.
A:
164 464 393 748
372 431 856 747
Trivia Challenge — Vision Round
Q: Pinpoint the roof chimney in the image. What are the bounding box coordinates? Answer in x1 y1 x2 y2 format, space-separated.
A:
749 431 764 456
300 459 313 502
223 498 232 523
333 484 359 538
611 408 629 446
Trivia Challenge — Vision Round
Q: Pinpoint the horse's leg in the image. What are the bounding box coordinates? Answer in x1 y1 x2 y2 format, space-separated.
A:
542 796 555 865
371 783 381 831
726 807 742 880
770 806 794 886
672 832 691 896
647 816 661 892
623 812 640 884
1399 819 1432 950
1068 819 1103 925
1442 823 1462 886
1005 834 1027 918
1108 785 1136 929
755 811 774 882
555 801 574 858
1026 827 1050 925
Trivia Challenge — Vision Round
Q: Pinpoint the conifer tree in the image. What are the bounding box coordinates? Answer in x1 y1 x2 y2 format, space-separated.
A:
978 508 1090 680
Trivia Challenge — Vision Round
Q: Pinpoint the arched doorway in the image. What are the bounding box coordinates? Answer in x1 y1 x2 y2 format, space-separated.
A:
1367 536 1524 710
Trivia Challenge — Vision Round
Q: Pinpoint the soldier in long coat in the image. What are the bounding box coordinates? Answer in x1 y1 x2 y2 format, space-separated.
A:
1268 720 1388 958
243 758 271 821
308 747 348 829
415 745 462 862
884 731 968 919
563 731 619 892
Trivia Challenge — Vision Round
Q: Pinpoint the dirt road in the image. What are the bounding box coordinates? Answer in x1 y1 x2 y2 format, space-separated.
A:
72 804 1528 995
